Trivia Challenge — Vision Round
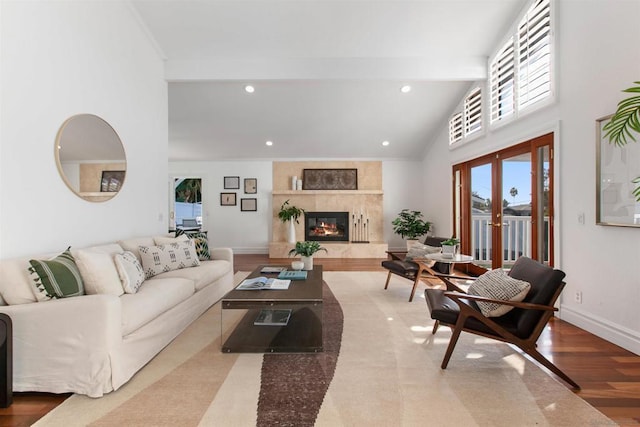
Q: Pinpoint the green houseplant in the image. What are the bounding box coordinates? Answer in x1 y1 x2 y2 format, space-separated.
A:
602 81 640 201
440 236 460 258
278 200 304 243
391 209 432 248
288 241 327 270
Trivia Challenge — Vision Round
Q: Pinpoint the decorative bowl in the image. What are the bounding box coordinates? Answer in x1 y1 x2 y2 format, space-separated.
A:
291 261 304 271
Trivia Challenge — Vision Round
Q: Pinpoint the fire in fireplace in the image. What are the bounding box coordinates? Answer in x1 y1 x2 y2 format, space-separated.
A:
304 212 349 242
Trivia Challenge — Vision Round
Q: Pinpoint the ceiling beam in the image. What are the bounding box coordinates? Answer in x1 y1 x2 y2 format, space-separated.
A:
164 56 487 82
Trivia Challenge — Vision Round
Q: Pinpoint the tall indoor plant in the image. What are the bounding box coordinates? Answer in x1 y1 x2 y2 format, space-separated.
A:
288 241 327 270
602 81 640 201
391 209 432 249
278 199 304 243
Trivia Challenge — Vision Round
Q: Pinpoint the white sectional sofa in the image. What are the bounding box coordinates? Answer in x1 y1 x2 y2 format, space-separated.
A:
0 234 234 397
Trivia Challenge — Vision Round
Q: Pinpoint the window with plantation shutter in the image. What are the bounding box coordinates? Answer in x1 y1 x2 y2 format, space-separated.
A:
517 0 552 110
490 37 515 123
464 87 482 136
449 112 462 145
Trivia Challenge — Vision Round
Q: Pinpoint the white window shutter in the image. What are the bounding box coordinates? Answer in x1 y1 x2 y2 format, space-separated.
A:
517 0 552 110
490 37 515 123
464 88 482 136
449 113 463 144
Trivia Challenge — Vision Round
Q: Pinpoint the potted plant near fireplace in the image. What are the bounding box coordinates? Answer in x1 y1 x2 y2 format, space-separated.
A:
278 199 304 243
391 209 432 249
288 241 327 271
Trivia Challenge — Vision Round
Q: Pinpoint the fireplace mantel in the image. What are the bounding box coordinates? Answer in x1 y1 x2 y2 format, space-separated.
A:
270 161 387 258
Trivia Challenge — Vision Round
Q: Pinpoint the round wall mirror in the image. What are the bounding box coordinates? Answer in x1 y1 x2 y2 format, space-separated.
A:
54 114 126 202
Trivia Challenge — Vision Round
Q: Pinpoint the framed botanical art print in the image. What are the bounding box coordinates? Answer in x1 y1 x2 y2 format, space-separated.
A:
220 192 237 206
244 178 257 194
223 176 240 189
596 114 640 227
241 198 257 211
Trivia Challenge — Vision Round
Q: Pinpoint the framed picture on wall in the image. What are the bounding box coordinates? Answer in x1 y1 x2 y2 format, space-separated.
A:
241 198 257 211
220 192 237 206
224 176 240 189
244 178 257 194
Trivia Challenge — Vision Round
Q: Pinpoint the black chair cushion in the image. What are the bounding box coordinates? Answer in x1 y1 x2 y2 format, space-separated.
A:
381 260 418 277
424 289 519 338
507 257 566 338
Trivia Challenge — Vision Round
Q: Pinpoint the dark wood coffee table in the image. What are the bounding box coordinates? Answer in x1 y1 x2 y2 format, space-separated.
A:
221 265 323 353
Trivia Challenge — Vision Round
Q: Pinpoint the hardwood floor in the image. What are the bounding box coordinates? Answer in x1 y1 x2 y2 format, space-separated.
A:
2 255 638 426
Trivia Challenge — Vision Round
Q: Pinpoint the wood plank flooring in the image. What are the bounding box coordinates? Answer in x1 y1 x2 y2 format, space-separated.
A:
1 255 638 426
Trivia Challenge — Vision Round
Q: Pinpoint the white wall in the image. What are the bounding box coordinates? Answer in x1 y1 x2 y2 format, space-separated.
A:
423 0 640 354
0 2 168 258
170 159 424 253
169 161 274 253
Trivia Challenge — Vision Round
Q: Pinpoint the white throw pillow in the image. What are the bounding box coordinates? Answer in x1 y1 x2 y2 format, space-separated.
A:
467 269 531 317
404 244 441 261
138 240 200 279
114 251 145 293
74 247 124 296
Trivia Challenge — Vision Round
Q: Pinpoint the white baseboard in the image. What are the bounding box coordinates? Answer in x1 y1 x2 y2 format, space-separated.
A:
560 304 640 356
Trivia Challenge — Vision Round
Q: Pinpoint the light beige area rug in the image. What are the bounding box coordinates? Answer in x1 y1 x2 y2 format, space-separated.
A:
35 271 615 427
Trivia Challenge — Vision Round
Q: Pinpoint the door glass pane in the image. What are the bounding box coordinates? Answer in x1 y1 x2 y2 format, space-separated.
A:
501 153 532 268
174 178 203 228
471 163 492 267
537 146 551 264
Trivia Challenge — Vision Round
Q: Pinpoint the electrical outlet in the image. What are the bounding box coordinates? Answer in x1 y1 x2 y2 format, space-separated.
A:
574 291 582 304
577 212 585 224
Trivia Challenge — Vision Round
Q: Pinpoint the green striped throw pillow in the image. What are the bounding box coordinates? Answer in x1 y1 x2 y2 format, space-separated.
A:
29 248 85 299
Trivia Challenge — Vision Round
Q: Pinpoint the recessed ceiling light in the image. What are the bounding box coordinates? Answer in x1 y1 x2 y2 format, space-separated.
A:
245 85 255 93
265 140 273 146
382 140 390 146
400 85 411 93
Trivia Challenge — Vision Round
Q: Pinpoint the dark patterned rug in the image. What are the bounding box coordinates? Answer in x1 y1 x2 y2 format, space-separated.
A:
257 282 343 426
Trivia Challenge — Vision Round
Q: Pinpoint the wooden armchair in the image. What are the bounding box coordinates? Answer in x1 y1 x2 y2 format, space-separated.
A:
424 256 579 389
382 237 449 302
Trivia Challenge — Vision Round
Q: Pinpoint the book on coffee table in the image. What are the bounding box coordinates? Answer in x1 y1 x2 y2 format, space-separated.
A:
253 309 292 326
236 277 291 290
277 270 308 280
260 266 287 273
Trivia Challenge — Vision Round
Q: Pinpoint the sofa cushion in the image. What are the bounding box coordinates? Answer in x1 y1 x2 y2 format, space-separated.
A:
0 255 48 304
114 251 145 294
154 259 231 291
28 248 85 299
138 240 200 279
117 236 156 264
468 268 531 317
120 277 195 336
73 244 124 296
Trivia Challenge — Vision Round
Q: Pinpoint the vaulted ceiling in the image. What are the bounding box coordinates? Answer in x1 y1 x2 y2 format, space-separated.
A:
130 0 527 160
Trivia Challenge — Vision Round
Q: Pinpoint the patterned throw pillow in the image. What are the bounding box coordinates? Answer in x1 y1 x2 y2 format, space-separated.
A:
138 240 200 279
468 269 531 317
186 232 210 261
174 230 210 261
114 251 145 293
28 248 85 299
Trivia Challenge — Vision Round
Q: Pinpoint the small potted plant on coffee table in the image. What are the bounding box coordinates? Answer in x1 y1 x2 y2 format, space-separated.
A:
440 236 460 258
288 241 327 271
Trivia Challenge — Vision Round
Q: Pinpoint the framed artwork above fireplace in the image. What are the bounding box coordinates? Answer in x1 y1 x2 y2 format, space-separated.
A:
302 168 357 190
